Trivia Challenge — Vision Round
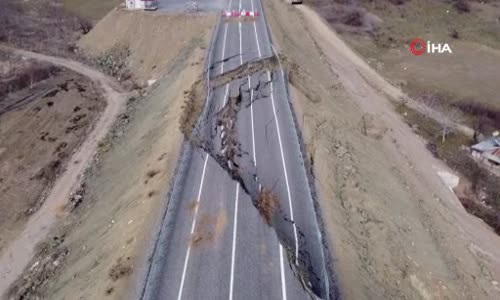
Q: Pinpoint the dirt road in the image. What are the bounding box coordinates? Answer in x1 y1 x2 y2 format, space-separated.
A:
0 45 128 295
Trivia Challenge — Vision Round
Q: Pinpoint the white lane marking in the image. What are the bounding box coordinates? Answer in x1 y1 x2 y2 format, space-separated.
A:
228 4 244 295
268 71 299 266
239 23 243 65
220 0 233 74
221 23 229 74
279 245 288 300
272 44 330 295
249 76 256 164
238 0 243 65
223 83 230 107
250 0 262 58
177 155 209 300
228 183 240 300
248 1 286 296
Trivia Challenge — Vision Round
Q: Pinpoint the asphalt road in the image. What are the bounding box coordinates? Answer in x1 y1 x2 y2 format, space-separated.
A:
158 0 225 11
142 0 331 299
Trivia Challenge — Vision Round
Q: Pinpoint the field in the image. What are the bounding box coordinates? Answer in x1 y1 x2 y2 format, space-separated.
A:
309 0 500 112
61 0 122 20
0 51 105 256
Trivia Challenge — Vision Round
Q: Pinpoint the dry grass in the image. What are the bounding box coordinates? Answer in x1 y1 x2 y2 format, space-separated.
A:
60 0 122 21
0 0 90 57
8 243 69 300
256 188 279 226
109 257 133 281
5 11 213 299
318 0 500 113
0 51 61 99
0 71 105 254
77 10 216 82
189 212 228 248
179 78 206 139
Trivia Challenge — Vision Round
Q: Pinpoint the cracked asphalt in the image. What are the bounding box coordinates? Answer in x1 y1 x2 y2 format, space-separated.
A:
141 0 333 299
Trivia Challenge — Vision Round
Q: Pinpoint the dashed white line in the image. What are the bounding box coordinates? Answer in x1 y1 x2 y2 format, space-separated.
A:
250 0 262 58
279 245 288 300
177 155 209 300
248 1 288 297
267 71 299 266
228 6 244 297
249 77 256 163
223 83 230 107
228 183 240 300
239 0 243 65
221 23 229 74
177 2 235 297
220 0 233 74
239 23 243 65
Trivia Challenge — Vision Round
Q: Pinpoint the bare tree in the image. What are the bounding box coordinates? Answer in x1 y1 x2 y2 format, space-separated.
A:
417 93 464 142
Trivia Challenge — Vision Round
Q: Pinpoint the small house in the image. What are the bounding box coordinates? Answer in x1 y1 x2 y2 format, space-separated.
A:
125 0 159 10
471 136 500 166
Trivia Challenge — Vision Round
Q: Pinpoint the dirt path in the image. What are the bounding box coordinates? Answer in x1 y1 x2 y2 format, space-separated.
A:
264 0 500 298
0 45 128 295
296 7 475 138
295 5 500 299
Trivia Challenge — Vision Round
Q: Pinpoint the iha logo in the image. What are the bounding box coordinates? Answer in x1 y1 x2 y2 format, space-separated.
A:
409 38 452 56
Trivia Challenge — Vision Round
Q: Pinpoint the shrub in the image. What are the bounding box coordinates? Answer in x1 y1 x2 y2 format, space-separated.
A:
342 11 364 27
93 43 131 81
77 17 93 35
454 0 471 13
453 100 500 130
388 0 408 5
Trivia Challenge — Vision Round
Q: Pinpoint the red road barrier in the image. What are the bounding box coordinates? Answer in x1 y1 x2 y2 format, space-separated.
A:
221 10 259 18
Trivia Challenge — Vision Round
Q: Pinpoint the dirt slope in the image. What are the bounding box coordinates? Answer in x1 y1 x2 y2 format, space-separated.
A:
78 8 216 83
265 0 500 299
0 46 127 296
4 11 215 300
22 37 209 300
0 55 105 256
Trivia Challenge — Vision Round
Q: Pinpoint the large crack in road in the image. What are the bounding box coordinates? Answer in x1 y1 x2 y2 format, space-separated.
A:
190 61 329 299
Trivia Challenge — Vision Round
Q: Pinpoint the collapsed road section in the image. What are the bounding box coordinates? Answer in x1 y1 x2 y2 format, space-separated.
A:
139 0 337 299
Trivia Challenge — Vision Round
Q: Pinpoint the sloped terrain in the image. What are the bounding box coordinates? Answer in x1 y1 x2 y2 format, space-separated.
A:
78 9 216 83
265 0 500 299
0 50 105 256
4 10 215 300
